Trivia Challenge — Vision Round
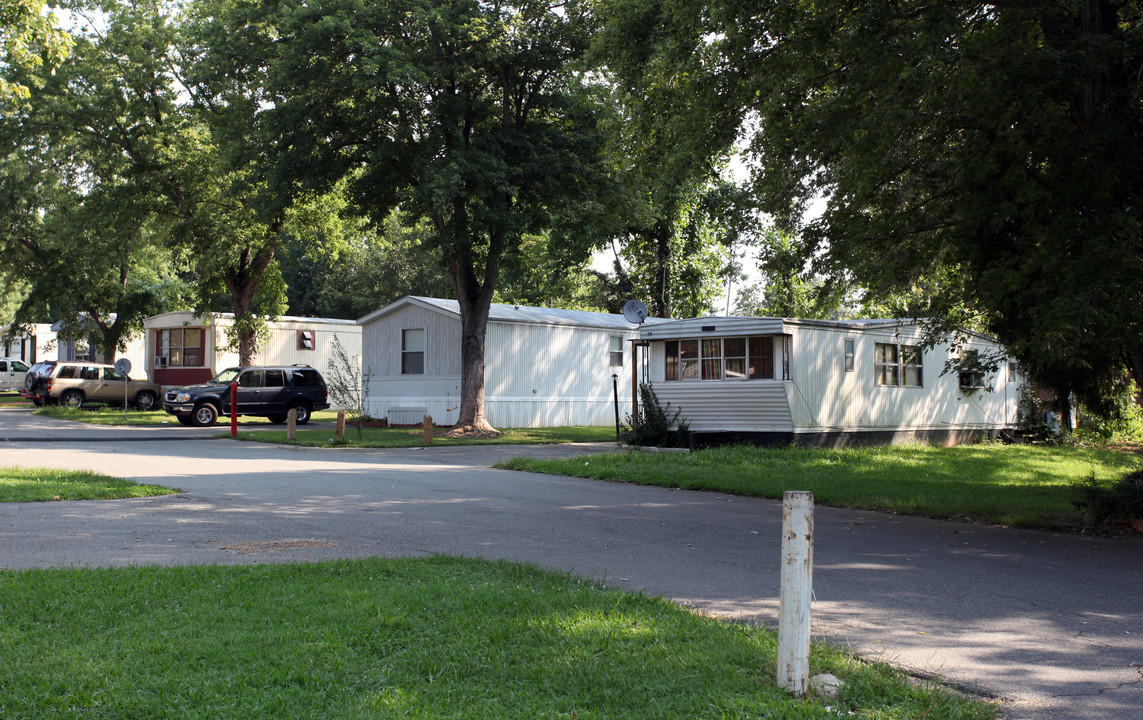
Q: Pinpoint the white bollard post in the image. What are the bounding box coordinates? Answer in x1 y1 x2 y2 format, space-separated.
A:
778 490 814 695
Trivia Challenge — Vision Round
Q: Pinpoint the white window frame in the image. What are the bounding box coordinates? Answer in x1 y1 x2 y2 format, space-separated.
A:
875 342 923 388
401 328 425 375
609 336 623 367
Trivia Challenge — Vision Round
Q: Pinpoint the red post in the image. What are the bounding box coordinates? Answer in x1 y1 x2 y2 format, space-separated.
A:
230 381 238 437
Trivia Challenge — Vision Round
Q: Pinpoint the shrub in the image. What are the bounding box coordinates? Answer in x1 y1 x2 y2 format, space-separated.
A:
1072 468 1143 526
325 334 373 438
620 382 690 448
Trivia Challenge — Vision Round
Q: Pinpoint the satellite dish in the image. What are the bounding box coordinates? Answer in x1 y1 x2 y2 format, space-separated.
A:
114 358 132 376
622 299 649 325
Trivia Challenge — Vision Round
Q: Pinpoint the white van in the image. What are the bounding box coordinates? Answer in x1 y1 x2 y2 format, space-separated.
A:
0 357 30 392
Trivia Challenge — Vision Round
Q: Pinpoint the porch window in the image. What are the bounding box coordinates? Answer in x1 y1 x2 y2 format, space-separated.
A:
875 342 923 388
156 328 204 368
680 339 700 379
402 328 425 375
724 338 747 379
701 339 722 379
664 337 776 381
749 338 774 379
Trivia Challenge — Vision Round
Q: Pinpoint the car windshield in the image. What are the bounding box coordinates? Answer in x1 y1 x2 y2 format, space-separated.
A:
211 368 241 384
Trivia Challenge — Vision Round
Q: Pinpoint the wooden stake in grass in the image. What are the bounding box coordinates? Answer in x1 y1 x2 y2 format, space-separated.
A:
423 415 433 445
336 410 346 441
288 409 297 441
778 490 814 695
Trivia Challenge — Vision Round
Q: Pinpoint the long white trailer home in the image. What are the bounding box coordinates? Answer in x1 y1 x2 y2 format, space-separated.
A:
143 312 361 386
359 296 656 427
640 316 1022 446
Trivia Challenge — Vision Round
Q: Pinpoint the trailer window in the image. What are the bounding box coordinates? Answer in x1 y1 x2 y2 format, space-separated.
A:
609 336 623 367
156 328 204 368
402 329 425 375
875 342 922 388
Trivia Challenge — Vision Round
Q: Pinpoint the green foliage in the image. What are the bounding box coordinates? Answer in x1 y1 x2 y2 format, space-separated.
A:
598 0 1143 412
1077 376 1143 442
278 206 452 318
733 228 847 319
620 382 689 448
494 232 615 312
1072 469 1143 527
228 0 611 427
0 0 73 101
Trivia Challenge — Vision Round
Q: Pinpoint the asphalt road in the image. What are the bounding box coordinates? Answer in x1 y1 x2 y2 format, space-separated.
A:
1 408 1140 720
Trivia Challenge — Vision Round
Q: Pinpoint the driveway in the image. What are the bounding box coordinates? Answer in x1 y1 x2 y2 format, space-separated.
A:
0 408 1140 720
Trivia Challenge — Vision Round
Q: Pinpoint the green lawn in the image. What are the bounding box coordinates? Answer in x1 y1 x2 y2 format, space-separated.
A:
0 556 996 720
32 405 347 426
234 424 619 447
0 466 177 502
499 443 1141 531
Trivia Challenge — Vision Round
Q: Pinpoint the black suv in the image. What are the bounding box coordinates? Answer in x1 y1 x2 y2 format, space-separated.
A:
162 365 329 426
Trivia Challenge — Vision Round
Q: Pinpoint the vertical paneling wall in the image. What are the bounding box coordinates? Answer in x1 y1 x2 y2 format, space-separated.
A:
363 307 636 427
787 325 1018 431
644 324 1020 433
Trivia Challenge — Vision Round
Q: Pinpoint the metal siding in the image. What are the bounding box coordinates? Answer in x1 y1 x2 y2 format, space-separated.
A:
361 304 460 378
646 325 1020 433
366 376 463 425
257 321 361 374
484 322 635 427
363 309 635 427
650 380 795 431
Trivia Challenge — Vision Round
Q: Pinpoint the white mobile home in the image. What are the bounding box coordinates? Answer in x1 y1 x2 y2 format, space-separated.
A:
359 296 658 427
640 316 1021 446
143 312 361 386
2 322 147 370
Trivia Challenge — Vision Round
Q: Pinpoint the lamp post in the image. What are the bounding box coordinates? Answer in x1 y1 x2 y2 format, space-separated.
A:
611 372 620 441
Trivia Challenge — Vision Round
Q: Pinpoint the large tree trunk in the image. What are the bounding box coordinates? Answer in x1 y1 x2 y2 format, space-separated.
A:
449 251 500 436
223 229 280 366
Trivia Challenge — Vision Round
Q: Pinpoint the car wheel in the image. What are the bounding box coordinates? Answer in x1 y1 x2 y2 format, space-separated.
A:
267 413 288 424
61 390 85 410
289 402 312 425
32 398 43 407
134 390 158 411
191 403 219 427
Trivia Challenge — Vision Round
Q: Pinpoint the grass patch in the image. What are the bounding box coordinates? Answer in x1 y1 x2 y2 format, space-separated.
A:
33 406 346 426
0 466 177 502
0 393 34 408
499 443 1141 531
0 556 996 719
234 425 618 448
34 405 172 425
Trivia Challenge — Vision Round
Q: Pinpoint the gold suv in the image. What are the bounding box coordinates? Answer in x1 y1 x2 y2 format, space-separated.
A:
36 362 163 410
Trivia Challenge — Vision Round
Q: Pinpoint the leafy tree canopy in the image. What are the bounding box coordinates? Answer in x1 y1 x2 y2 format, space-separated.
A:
228 0 610 432
0 0 72 101
599 0 1143 409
